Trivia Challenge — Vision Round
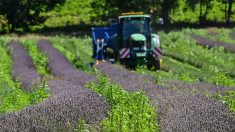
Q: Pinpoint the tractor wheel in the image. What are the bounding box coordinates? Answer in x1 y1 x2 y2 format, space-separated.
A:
147 65 153 70
155 60 161 70
128 65 136 69
147 60 161 71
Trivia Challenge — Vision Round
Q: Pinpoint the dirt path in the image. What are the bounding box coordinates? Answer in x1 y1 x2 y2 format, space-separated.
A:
9 40 40 91
191 34 235 53
96 63 235 132
0 40 109 132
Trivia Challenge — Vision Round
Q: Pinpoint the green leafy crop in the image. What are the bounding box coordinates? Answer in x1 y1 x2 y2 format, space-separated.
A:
87 74 158 131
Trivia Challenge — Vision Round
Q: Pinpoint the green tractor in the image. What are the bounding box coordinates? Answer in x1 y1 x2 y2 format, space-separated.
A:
92 12 162 69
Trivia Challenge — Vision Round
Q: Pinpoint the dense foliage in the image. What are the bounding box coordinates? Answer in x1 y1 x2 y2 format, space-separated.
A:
40 0 235 27
0 0 66 32
87 75 157 131
1 0 235 32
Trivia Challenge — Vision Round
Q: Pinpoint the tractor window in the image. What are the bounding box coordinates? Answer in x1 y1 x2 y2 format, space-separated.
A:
122 18 150 41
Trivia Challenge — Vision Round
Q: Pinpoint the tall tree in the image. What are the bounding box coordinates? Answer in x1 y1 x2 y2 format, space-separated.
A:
161 0 178 24
0 0 65 32
226 0 233 24
186 0 214 25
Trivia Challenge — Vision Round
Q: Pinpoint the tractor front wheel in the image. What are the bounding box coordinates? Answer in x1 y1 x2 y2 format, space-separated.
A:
147 59 161 70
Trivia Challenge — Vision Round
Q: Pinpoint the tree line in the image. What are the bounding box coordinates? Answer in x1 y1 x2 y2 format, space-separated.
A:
92 0 234 25
0 0 234 32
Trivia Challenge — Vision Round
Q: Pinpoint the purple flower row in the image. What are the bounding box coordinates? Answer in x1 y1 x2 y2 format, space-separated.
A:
9 40 40 91
191 34 235 53
0 40 109 131
96 63 235 131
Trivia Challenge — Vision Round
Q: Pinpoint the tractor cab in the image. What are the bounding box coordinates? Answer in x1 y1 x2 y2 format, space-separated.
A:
91 12 162 69
119 14 151 57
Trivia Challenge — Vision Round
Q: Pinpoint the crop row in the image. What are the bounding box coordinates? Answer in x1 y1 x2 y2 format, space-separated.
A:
191 28 235 46
96 63 235 131
48 36 94 72
49 34 235 116
1 39 109 131
0 37 49 113
159 30 235 84
158 30 235 112
49 37 159 131
1 37 158 131
161 55 235 86
191 33 235 53
19 38 50 77
9 40 41 91
229 29 235 41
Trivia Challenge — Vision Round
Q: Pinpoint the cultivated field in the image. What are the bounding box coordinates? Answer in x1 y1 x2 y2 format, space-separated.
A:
0 28 235 131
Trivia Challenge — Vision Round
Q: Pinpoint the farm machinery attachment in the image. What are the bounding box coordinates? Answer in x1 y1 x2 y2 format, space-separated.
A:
92 12 162 69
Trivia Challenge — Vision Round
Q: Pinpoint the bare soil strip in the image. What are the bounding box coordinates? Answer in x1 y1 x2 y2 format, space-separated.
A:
191 34 235 53
9 40 40 91
96 63 235 132
0 40 109 132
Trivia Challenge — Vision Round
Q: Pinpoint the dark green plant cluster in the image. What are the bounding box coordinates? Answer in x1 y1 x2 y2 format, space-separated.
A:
87 75 158 131
223 91 235 112
20 39 50 76
214 90 235 112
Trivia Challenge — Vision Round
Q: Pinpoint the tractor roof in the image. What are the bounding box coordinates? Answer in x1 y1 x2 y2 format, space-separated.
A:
119 12 150 19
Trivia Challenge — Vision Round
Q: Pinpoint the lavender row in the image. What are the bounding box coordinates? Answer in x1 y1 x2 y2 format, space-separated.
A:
96 63 235 132
0 40 109 131
167 81 234 95
37 40 108 128
0 80 108 132
37 39 96 85
9 40 40 91
191 34 235 53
